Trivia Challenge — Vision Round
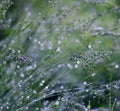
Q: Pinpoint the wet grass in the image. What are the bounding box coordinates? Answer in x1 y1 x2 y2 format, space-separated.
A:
0 0 120 111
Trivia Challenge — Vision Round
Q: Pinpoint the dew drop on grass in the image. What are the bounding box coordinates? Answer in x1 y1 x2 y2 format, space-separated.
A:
56 47 61 52
115 64 119 69
20 73 25 78
42 80 45 84
60 86 64 89
67 63 73 69
0 106 3 110
45 86 49 90
88 44 92 49
38 41 41 44
74 64 78 68
85 89 89 92
33 90 37 94
26 107 29 110
91 73 96 77
76 61 80 64
6 106 9 109
40 83 43 86
27 96 30 99
75 39 80 43
36 107 39 110
83 81 87 86
55 101 59 105
17 65 20 69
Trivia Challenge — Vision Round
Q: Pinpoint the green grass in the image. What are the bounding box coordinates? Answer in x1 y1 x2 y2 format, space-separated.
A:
0 0 120 111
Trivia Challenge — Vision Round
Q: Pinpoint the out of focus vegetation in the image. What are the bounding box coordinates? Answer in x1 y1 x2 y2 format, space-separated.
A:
0 0 120 111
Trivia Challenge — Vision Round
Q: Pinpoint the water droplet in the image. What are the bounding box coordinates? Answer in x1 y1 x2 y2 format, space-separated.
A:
58 64 62 68
38 12 41 16
27 96 30 99
36 107 39 110
18 50 21 53
0 106 3 110
42 80 45 83
33 63 37 68
115 64 119 69
17 65 20 69
26 107 29 110
98 40 101 44
83 81 87 85
6 106 9 109
55 101 59 105
56 47 61 52
91 73 96 77
77 61 80 64
45 86 48 89
86 89 89 92
33 90 37 94
26 66 32 71
38 41 41 44
67 63 73 69
93 27 104 31
20 73 25 78
74 64 78 68
88 44 92 49
40 83 43 86
75 39 80 43
60 86 64 89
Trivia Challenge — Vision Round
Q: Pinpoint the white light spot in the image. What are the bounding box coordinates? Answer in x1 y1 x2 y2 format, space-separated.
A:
36 107 39 110
33 90 37 94
27 96 30 99
43 94 46 98
77 61 80 64
40 83 43 86
40 43 44 47
45 86 48 89
58 64 62 68
34 39 38 43
40 47 45 50
20 73 25 78
83 81 87 85
74 64 78 68
26 12 31 17
86 89 89 92
75 39 80 43
56 47 61 52
48 46 52 50
42 80 45 83
21 96 24 99
18 50 21 53
26 107 29 110
60 86 64 89
33 63 37 68
38 41 41 44
67 63 73 69
115 64 119 69
26 66 32 71
0 106 3 109
6 106 9 109
88 44 92 49
93 27 104 31
38 12 41 16
17 65 20 69
91 73 96 77
98 40 101 44
55 101 59 105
